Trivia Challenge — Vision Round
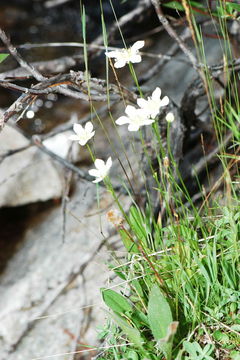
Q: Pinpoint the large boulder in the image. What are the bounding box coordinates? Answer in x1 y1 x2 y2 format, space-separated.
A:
0 125 67 207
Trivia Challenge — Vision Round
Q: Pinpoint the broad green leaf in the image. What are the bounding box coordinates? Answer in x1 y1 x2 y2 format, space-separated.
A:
108 311 144 350
148 285 174 359
101 288 132 314
0 54 9 64
147 284 173 340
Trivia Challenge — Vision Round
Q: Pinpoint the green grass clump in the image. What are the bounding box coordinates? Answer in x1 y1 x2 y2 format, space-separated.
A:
98 202 239 359
77 1 240 358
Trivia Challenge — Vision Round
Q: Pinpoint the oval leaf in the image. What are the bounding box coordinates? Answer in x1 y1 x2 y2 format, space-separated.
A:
101 288 132 314
147 284 173 340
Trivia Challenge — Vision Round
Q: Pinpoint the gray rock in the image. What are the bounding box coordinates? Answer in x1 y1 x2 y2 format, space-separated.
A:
0 179 130 360
0 125 63 207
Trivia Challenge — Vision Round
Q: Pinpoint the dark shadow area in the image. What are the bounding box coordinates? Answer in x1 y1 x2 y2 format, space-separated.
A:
0 200 59 274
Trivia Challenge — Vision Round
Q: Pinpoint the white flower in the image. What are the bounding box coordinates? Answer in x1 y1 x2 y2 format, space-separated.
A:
69 121 95 146
88 157 112 183
166 112 175 123
137 87 169 118
105 41 144 68
116 105 154 132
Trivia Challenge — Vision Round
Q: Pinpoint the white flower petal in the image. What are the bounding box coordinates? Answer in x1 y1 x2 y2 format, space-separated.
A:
130 54 142 63
78 138 88 146
128 123 140 131
106 157 112 170
136 108 150 118
137 98 148 109
131 40 145 51
114 59 127 68
85 121 94 132
149 111 159 118
160 96 169 107
73 123 84 134
152 87 161 101
142 118 155 125
116 116 129 125
94 159 106 170
89 157 112 183
92 177 102 183
141 109 153 118
125 105 137 117
88 169 100 177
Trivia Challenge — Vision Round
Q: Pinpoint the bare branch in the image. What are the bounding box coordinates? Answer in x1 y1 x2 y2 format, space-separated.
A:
150 0 199 71
0 28 46 82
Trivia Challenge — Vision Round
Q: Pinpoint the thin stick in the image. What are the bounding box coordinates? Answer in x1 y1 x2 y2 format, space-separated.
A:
150 0 200 72
0 28 46 82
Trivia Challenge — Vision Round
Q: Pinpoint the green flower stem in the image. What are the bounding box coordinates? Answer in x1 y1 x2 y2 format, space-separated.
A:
128 62 143 97
86 144 95 162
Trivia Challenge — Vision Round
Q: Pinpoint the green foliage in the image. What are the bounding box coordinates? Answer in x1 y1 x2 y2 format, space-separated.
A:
148 284 176 359
96 0 240 359
128 205 151 249
162 1 185 11
0 53 9 63
230 351 240 360
163 0 240 20
216 2 240 19
183 341 215 360
100 204 240 358
162 1 205 12
119 227 138 253
108 311 144 350
148 285 173 340
101 288 132 314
